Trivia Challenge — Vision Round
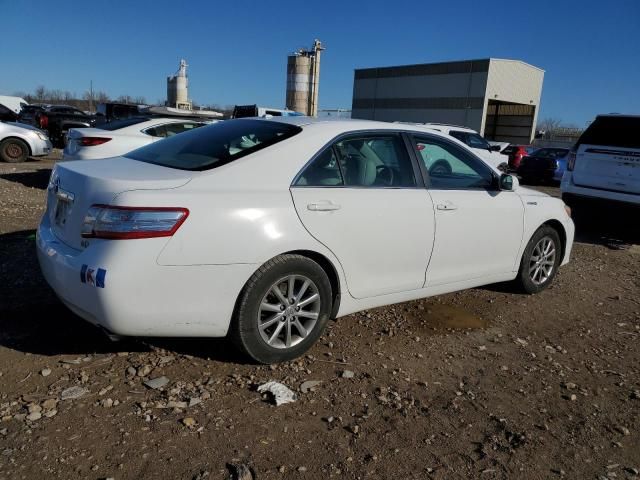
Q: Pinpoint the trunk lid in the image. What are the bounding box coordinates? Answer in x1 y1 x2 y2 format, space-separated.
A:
46 157 192 249
573 146 640 194
65 128 114 157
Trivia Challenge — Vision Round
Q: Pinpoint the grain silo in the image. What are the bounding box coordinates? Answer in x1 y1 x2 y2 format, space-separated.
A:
166 59 192 110
286 40 324 116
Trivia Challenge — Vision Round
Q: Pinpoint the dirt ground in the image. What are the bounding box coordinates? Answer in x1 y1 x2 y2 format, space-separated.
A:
1 154 639 480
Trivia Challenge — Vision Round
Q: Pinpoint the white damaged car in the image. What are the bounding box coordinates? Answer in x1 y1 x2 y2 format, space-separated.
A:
37 117 574 363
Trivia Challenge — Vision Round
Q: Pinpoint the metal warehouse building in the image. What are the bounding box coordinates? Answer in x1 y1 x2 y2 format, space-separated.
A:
351 58 544 144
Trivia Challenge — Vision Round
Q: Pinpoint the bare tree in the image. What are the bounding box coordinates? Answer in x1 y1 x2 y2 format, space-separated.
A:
133 96 147 105
537 117 563 135
34 85 46 102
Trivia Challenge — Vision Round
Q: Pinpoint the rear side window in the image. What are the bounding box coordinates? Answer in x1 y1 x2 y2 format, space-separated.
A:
126 119 302 171
579 116 640 149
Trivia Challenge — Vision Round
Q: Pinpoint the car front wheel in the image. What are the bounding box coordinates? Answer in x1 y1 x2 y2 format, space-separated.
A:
230 254 332 364
515 226 562 294
0 138 29 163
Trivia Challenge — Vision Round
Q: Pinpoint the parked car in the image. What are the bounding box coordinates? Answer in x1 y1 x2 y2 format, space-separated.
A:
232 104 303 118
562 114 640 213
0 95 28 121
0 121 52 162
488 141 510 153
18 104 47 126
504 145 535 170
33 105 97 148
420 123 509 170
517 148 570 184
63 117 206 160
37 118 574 363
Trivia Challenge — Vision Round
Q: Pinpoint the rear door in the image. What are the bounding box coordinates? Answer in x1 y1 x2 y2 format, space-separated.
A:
573 116 640 194
290 132 435 299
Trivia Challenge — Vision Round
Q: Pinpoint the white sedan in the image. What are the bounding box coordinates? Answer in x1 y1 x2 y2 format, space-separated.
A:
0 121 52 162
37 117 574 363
62 117 206 160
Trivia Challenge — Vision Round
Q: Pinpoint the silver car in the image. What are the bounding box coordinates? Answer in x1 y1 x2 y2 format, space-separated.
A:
0 121 52 162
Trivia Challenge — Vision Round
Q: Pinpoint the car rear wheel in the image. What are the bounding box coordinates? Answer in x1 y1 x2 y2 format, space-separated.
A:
0 138 29 163
230 254 332 364
515 225 562 294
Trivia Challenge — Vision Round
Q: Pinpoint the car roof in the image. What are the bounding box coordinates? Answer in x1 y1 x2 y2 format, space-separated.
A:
253 116 465 141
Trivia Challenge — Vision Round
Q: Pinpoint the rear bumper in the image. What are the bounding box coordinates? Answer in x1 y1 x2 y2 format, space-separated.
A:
561 172 640 207
36 216 257 338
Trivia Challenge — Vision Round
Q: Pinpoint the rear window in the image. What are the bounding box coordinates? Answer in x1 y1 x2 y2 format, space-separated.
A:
99 117 150 131
579 116 640 149
126 119 302 171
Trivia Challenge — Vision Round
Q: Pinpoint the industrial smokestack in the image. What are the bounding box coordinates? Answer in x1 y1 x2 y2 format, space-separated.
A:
286 40 324 116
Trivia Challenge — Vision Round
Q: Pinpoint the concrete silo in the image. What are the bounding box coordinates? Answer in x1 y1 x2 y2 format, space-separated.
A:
167 59 192 110
286 40 324 116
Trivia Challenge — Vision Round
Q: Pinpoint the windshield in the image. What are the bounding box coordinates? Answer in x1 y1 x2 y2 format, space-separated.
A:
126 119 302 171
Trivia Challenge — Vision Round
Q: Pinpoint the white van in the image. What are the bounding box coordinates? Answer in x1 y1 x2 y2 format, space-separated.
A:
561 114 639 211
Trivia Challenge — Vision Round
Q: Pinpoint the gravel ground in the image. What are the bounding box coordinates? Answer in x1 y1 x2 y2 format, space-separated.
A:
0 153 639 480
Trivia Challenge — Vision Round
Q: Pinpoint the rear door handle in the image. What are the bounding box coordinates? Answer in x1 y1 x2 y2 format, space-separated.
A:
436 202 458 211
307 202 341 212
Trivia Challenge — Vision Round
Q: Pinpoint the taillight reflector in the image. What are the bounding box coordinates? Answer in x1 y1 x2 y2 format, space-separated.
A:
81 205 189 239
79 137 112 147
567 150 577 171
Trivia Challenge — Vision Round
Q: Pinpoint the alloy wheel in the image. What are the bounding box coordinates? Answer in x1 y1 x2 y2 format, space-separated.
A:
529 236 556 285
257 275 321 349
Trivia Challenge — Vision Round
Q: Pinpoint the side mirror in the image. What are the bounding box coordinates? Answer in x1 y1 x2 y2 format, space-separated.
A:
499 173 518 191
490 144 502 152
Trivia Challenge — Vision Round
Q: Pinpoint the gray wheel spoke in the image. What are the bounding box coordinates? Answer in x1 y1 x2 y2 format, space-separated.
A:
294 280 310 303
293 319 308 338
271 286 288 305
297 292 319 308
259 313 283 330
288 276 296 300
296 311 318 320
260 302 282 313
285 320 292 347
268 321 286 345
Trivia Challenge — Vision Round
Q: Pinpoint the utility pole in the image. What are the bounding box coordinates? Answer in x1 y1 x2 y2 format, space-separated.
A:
89 80 94 113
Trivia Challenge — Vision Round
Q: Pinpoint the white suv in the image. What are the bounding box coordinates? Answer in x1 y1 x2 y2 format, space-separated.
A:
561 114 640 211
418 123 509 170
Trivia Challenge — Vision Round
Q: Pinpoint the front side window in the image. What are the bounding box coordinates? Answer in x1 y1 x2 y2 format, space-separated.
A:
127 119 302 171
414 136 494 190
164 122 201 136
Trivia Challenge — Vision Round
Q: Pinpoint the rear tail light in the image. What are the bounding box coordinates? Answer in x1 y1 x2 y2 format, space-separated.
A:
567 149 577 171
81 205 189 239
79 137 112 147
39 114 49 129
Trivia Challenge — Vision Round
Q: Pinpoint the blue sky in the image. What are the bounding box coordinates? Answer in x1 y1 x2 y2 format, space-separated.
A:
1 0 639 125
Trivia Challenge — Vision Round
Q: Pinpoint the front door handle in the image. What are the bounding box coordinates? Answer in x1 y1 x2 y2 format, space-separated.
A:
307 202 341 212
436 202 458 211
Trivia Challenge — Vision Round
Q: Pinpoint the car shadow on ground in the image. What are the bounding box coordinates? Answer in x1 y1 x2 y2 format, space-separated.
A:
573 212 639 247
0 229 249 364
0 168 52 189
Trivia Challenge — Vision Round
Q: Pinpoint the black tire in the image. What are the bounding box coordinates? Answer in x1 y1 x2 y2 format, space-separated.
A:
230 254 332 364
0 138 29 163
514 225 562 294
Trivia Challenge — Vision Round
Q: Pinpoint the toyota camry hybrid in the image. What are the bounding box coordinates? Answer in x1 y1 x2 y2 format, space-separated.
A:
37 117 574 363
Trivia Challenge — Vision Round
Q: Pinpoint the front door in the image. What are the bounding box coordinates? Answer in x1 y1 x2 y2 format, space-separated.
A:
291 133 435 299
411 134 524 286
